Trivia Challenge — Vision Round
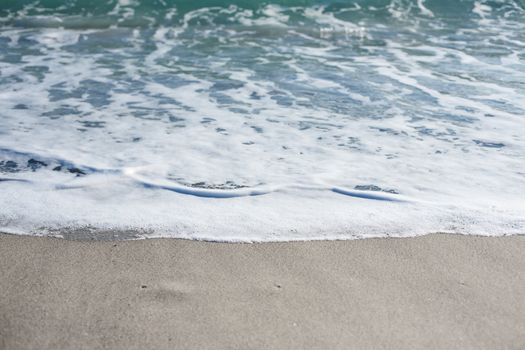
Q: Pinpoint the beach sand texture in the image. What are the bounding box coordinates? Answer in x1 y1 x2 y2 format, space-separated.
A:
1 233 524 350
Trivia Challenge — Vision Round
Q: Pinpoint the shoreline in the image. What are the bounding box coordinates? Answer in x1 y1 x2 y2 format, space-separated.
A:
2 228 522 242
1 233 525 349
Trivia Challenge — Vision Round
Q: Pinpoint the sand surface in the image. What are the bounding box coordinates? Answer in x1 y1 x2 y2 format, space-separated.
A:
1 233 524 350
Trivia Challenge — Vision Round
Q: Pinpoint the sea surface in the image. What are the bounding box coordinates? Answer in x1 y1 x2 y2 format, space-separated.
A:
0 0 524 241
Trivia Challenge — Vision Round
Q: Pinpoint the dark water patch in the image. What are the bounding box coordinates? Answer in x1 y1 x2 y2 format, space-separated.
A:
130 109 162 121
334 136 361 150
2 156 86 175
229 107 250 114
27 159 47 171
250 92 262 100
68 168 87 176
41 107 80 119
48 83 85 102
50 165 87 176
414 126 458 141
297 120 342 131
212 80 245 91
189 181 248 190
354 184 399 194
370 126 407 136
0 148 98 177
22 65 50 82
0 177 30 183
473 140 505 148
78 80 114 107
139 181 267 198
168 116 185 123
0 160 18 173
0 54 24 64
48 80 113 107
250 125 264 133
435 112 478 124
270 93 294 107
209 92 239 106
79 120 106 128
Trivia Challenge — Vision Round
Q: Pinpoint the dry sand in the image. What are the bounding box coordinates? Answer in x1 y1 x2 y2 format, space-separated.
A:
1 233 524 350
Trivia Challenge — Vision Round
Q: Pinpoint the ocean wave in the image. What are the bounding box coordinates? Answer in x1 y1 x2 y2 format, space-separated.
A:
1 0 524 29
0 0 524 240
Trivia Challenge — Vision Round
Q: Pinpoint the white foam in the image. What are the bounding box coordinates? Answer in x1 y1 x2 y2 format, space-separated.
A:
416 0 434 17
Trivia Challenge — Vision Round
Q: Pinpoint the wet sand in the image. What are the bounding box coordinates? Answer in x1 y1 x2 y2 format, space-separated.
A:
1 233 524 349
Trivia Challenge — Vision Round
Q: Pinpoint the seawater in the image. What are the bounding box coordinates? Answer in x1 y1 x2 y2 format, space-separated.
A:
0 0 524 241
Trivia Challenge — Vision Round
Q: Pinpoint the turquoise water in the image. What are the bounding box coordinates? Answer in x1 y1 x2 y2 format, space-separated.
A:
0 0 524 240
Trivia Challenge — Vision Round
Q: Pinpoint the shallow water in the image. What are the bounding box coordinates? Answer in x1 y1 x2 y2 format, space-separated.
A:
0 0 524 241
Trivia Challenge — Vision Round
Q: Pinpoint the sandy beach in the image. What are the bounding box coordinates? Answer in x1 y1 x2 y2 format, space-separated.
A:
1 233 524 350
